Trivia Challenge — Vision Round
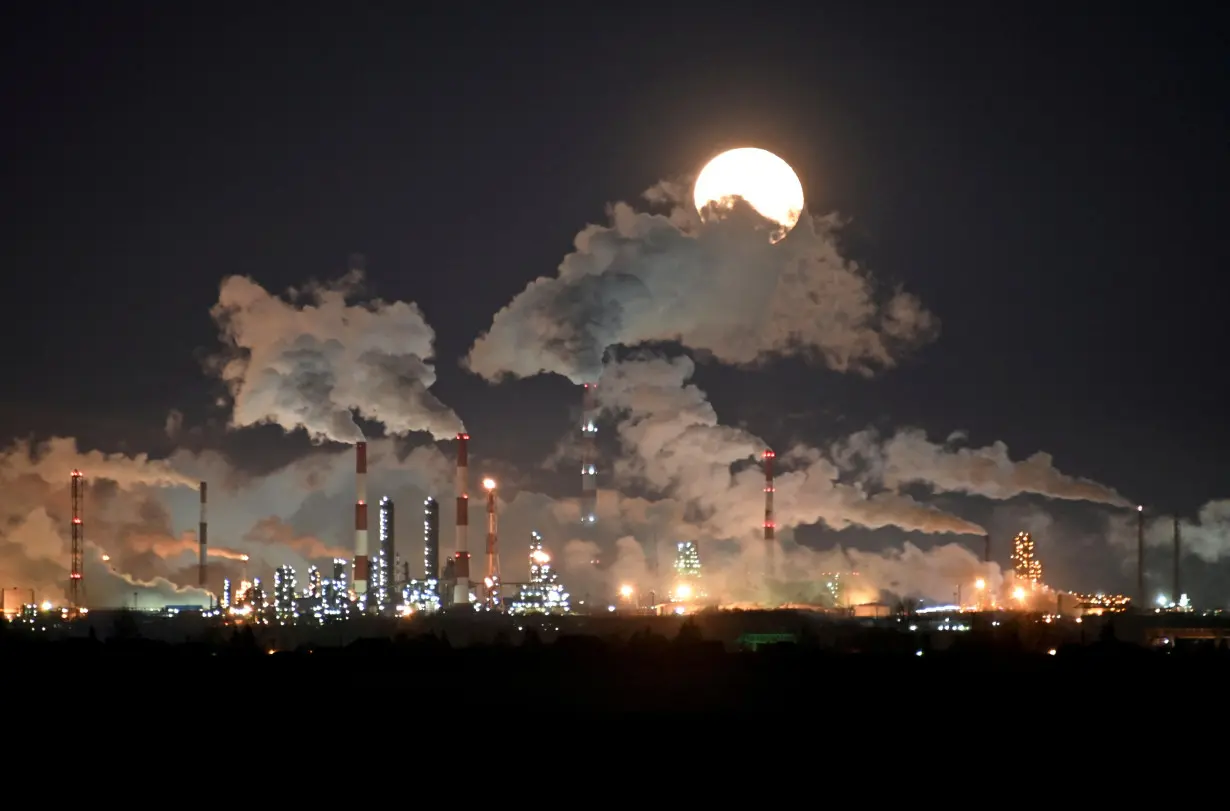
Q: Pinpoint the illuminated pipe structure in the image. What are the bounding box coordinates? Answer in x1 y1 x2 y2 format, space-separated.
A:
580 383 597 527
453 433 471 606
354 441 369 597
483 477 500 606
199 481 208 588
70 469 84 613
762 449 775 578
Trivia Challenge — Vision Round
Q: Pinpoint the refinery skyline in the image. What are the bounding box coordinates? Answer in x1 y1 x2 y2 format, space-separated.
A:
2 7 1227 616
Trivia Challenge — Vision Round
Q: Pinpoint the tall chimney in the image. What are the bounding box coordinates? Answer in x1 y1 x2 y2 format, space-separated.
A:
452 433 471 606
199 481 208 588
354 442 369 596
580 384 598 528
1136 505 1145 609
762 449 775 580
983 534 991 564
484 478 500 605
1172 514 1181 606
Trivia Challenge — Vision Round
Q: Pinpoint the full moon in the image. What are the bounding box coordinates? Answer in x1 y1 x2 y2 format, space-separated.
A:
693 147 805 240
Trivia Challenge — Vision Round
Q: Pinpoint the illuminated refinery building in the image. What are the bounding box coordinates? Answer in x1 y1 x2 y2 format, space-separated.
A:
373 496 395 614
508 531 570 615
672 541 703 602
1011 531 1043 586
274 565 297 624
423 497 440 586
311 558 352 622
396 497 443 615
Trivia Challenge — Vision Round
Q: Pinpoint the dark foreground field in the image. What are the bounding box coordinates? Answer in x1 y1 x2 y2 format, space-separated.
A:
8 624 1230 713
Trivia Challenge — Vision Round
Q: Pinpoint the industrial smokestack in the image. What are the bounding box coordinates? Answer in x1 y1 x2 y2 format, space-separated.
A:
70 470 83 613
1136 505 1145 609
1172 514 1181 606
762 449 775 579
453 433 471 606
354 441 369 597
580 383 597 527
983 534 991 564
199 481 208 588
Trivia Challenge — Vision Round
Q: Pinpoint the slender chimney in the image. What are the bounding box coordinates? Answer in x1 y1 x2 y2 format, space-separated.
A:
580 384 597 528
354 442 369 596
983 534 991 564
762 449 775 579
484 478 500 605
452 433 471 606
1136 505 1145 609
198 482 208 588
1172 514 1181 606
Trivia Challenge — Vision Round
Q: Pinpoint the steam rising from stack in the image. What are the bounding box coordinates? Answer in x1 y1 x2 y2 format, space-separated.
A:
354 442 369 595
453 433 471 605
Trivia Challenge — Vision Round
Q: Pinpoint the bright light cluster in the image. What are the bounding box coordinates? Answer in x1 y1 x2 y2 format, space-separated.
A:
508 531 571 615
1011 532 1043 585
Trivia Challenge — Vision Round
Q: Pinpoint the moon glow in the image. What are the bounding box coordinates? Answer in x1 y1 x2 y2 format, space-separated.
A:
693 147 805 241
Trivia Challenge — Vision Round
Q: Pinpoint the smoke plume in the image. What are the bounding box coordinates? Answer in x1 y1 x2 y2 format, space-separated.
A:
209 266 463 443
467 187 938 384
595 354 985 538
838 427 1130 506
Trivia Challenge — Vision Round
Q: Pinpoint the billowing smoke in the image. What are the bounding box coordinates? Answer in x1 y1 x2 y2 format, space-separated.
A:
1135 500 1230 563
837 428 1129 506
0 437 209 607
0 436 196 489
209 265 463 443
595 354 985 538
0 430 454 609
467 186 938 384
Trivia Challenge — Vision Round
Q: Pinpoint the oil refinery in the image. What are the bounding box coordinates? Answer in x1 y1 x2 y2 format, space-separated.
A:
8 411 1226 656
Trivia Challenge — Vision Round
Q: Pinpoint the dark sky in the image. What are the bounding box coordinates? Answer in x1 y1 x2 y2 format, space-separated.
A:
3 4 1228 591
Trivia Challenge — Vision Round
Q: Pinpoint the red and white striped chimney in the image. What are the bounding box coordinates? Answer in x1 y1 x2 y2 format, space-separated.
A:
198 481 208 588
763 449 775 578
452 433 471 606
354 441 369 596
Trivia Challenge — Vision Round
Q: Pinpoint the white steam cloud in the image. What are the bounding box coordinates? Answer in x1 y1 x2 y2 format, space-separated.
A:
838 428 1130 506
467 187 938 384
209 265 463 443
596 354 986 538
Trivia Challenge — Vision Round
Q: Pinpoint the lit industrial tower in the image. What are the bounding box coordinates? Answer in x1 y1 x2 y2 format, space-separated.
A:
423 497 440 581
354 441 369 598
1010 531 1043 585
377 496 395 611
762 449 775 577
69 469 84 614
482 477 501 608
580 383 598 527
452 433 471 606
673 541 702 602
198 481 208 588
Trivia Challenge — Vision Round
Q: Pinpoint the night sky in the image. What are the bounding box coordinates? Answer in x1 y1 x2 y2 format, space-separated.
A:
3 5 1227 600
